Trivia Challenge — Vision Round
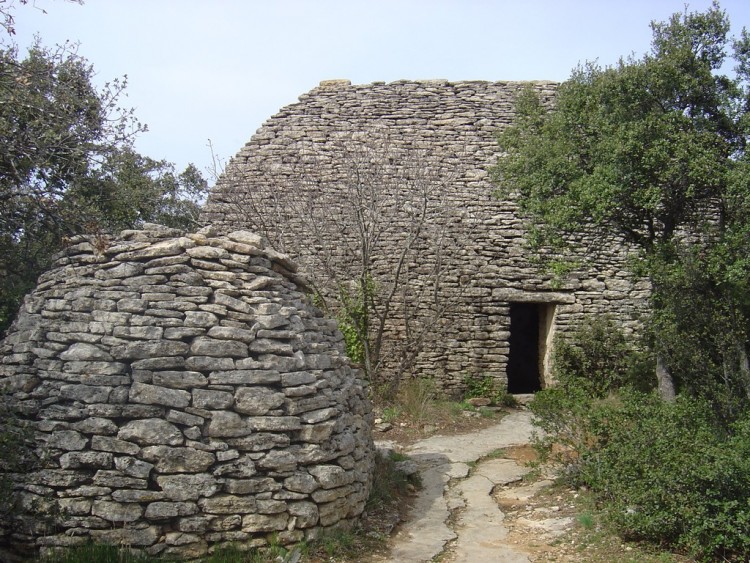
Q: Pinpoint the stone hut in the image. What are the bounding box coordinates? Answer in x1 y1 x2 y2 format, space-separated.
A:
202 79 651 395
0 224 374 559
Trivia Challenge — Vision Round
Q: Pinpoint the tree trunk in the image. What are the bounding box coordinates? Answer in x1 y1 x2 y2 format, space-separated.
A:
656 353 676 401
737 341 750 400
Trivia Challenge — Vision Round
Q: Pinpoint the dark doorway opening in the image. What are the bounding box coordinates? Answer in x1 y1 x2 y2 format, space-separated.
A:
507 303 543 393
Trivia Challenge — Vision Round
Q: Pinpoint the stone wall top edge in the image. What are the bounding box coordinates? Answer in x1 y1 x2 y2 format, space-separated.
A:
51 224 308 290
240 78 559 146
314 78 559 89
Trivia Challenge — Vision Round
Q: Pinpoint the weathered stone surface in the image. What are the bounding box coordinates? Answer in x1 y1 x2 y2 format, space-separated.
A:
111 340 189 360
129 381 191 408
91 435 141 457
207 325 257 343
59 451 113 469
249 338 293 355
61 486 112 500
184 311 219 327
224 433 290 452
258 449 298 472
122 238 192 259
284 473 319 494
318 497 349 526
206 411 253 438
208 369 280 385
186 356 235 371
93 470 148 489
192 389 234 410
112 326 164 340
296 421 336 443
227 230 264 248
187 245 228 260
152 371 208 389
131 356 186 370
281 371 317 387
1 225 374 555
60 342 113 361
241 513 288 532
199 495 257 514
92 500 143 522
309 465 355 489
224 477 280 495
73 417 119 435
213 292 254 314
92 525 161 547
166 409 205 427
111 489 165 503
114 456 154 478
49 430 88 451
145 501 198 520
234 387 285 415
300 407 339 424
141 446 215 473
95 262 143 279
59 384 112 403
178 516 211 533
212 454 257 478
247 416 301 431
57 497 93 516
157 474 219 501
63 360 128 375
118 419 183 446
117 298 149 313
190 337 248 358
288 501 319 528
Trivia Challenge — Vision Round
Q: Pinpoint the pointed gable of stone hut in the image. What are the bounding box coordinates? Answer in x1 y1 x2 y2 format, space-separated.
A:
202 79 651 396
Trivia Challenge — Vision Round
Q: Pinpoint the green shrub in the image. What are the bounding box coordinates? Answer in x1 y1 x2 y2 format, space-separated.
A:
531 317 750 560
536 384 750 560
463 374 516 406
528 379 599 471
530 317 652 474
552 316 653 397
398 378 437 422
42 543 154 562
381 405 401 423
586 394 750 561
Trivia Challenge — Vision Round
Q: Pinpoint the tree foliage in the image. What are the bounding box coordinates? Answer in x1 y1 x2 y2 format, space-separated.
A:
493 1 750 403
0 18 207 331
519 4 750 557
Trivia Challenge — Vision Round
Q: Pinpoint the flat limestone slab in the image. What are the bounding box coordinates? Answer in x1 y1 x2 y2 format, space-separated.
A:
406 410 535 463
449 459 531 562
386 462 457 563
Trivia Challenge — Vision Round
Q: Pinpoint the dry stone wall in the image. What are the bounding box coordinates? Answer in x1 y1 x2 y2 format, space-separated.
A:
202 80 651 394
0 224 374 559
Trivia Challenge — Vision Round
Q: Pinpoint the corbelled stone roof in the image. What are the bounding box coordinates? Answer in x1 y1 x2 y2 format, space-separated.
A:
202 80 649 393
0 223 374 559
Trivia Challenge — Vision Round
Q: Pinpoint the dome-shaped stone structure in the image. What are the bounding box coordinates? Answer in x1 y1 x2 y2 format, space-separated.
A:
0 224 374 559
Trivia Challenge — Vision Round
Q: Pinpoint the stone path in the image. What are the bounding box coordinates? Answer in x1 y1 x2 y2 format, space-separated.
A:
379 410 537 562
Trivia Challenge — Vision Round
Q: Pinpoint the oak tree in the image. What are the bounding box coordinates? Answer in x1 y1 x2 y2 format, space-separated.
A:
494 2 750 404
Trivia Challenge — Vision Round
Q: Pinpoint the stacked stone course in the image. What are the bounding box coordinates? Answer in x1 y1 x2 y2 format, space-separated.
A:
202 79 652 393
0 224 374 559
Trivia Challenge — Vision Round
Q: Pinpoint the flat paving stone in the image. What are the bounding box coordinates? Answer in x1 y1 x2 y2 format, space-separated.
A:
379 409 535 562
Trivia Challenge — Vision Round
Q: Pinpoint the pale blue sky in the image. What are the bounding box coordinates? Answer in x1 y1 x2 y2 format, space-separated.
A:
11 0 750 178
